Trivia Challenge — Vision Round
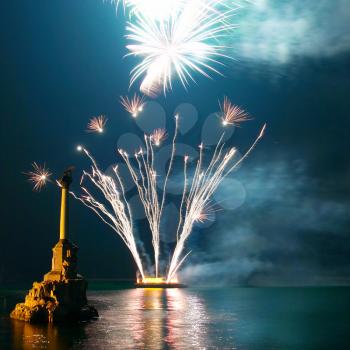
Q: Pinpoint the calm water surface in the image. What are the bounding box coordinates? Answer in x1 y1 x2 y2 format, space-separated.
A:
1 285 349 349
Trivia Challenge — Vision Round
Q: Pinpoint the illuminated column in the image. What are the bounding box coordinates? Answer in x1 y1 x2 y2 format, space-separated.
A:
59 169 72 241
44 168 77 282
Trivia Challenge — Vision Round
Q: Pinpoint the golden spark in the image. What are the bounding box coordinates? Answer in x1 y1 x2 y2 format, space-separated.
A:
86 115 107 133
120 94 145 117
220 96 250 127
150 128 167 146
25 162 52 191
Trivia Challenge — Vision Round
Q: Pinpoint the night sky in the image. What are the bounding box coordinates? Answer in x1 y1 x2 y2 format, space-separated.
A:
0 0 349 286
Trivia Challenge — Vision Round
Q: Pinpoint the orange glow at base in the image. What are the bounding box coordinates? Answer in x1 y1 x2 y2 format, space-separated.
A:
137 276 179 284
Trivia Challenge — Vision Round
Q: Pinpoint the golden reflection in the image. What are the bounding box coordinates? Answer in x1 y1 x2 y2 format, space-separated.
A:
138 288 164 350
128 288 210 349
11 319 78 350
9 288 210 349
142 288 164 309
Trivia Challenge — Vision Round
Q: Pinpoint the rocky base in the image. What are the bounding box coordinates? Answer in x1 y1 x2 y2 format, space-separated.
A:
10 279 98 323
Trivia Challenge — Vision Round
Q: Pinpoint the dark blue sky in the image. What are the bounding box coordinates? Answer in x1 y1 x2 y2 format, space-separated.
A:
0 0 349 285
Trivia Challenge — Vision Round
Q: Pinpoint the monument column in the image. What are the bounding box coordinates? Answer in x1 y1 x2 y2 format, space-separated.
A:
44 168 76 281
59 171 72 240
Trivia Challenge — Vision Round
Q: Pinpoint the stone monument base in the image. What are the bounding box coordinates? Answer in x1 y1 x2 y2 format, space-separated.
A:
12 170 98 323
10 278 98 323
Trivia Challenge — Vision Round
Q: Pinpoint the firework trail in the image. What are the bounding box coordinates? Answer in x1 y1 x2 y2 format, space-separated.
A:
118 118 178 277
25 163 52 192
120 94 145 117
220 96 251 127
167 123 266 281
75 108 264 280
86 115 107 133
71 148 146 279
25 95 265 282
125 0 237 96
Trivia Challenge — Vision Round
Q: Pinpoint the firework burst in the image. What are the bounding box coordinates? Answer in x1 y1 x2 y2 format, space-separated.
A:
193 204 217 223
120 94 145 117
25 162 52 192
86 115 107 133
125 0 236 96
220 96 251 127
194 212 209 223
150 128 167 146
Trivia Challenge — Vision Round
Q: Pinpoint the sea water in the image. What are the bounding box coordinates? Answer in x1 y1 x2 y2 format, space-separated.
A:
1 284 349 349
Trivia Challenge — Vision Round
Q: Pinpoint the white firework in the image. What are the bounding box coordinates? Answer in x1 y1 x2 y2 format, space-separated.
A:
71 149 146 279
167 124 266 281
74 113 266 281
125 0 237 96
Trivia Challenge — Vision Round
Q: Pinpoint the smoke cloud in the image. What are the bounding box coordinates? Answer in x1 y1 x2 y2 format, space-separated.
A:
233 0 350 64
180 159 350 286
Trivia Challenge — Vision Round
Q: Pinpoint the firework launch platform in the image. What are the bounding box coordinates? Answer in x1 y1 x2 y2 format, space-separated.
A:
135 277 186 288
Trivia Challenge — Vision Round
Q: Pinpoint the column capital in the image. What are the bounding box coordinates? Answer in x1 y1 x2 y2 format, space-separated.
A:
58 168 73 189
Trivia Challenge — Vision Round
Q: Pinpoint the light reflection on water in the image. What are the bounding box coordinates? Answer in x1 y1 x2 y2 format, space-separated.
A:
5 287 350 349
10 288 216 350
91 288 211 349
